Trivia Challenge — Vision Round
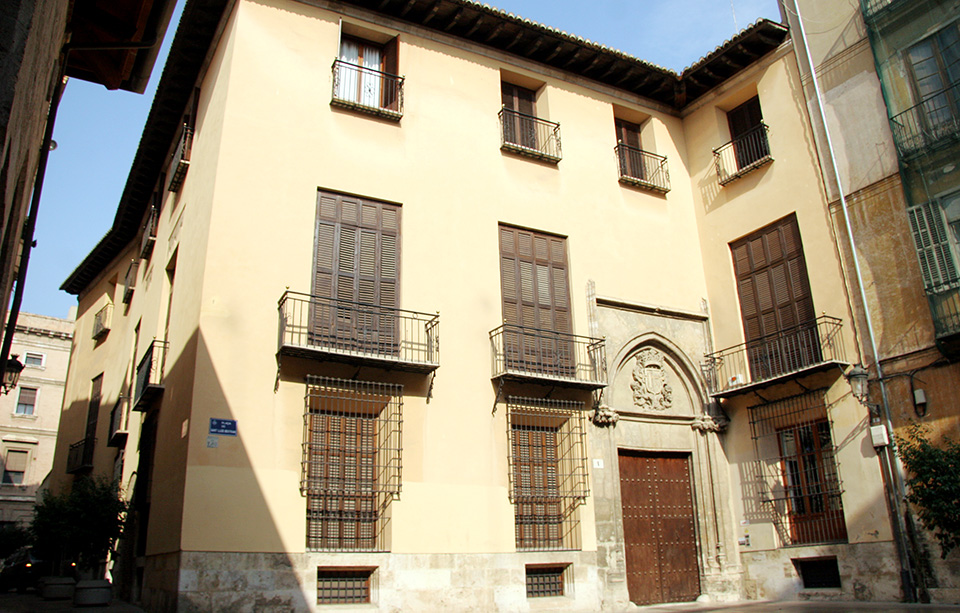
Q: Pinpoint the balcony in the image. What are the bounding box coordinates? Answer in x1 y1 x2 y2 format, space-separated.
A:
714 123 772 185
330 59 404 120
925 280 960 356
133 340 167 411
66 437 96 474
890 83 960 159
703 316 847 399
123 259 138 305
108 397 128 448
860 0 917 22
490 324 607 389
278 291 439 373
92 303 112 340
140 206 158 259
616 144 671 193
499 108 562 163
166 124 193 192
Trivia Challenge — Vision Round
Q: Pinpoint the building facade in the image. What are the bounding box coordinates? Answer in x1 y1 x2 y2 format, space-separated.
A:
51 0 935 610
783 0 960 602
0 312 73 526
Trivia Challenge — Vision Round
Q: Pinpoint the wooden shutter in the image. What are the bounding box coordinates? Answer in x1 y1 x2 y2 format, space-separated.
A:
382 37 399 111
727 96 763 139
85 375 103 441
908 201 958 289
314 192 400 352
615 119 643 179
499 225 570 333
731 215 817 379
501 83 537 149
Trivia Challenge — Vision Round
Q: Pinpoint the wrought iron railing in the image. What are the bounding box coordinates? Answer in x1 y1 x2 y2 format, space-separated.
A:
140 206 158 259
615 143 670 192
490 324 606 388
279 291 439 371
66 437 96 474
92 303 112 340
331 59 404 120
860 0 910 21
703 316 845 395
926 279 960 339
714 123 772 185
167 124 193 192
108 397 128 448
134 340 168 410
890 82 960 158
499 108 562 163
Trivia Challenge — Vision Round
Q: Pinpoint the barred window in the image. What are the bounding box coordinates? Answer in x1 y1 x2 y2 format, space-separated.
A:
525 564 568 598
507 397 588 551
748 389 847 546
302 377 402 552
316 567 375 605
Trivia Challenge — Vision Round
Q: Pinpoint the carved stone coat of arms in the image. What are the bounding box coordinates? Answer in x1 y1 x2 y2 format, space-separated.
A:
630 348 673 411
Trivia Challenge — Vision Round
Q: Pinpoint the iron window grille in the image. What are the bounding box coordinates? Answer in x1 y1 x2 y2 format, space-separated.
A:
747 389 847 547
506 397 589 551
302 376 402 552
316 567 376 605
713 122 772 185
615 143 671 193
525 564 568 598
166 124 193 192
499 108 562 163
331 59 404 120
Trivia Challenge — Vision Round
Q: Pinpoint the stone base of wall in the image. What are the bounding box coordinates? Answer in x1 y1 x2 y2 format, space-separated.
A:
142 551 182 613
741 541 900 602
173 550 601 612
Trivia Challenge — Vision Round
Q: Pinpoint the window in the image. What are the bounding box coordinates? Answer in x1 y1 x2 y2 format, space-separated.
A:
615 118 670 192
730 214 819 381
526 564 568 598
2 450 28 485
506 397 589 551
317 567 375 605
23 353 43 368
714 95 771 184
500 82 561 161
908 193 960 291
905 22 960 137
332 36 401 118
302 377 402 551
794 557 842 589
748 390 846 546
85 375 102 453
313 191 400 355
15 387 36 415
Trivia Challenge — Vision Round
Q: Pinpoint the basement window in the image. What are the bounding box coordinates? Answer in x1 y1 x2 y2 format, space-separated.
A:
525 564 568 598
316 567 375 605
794 557 841 589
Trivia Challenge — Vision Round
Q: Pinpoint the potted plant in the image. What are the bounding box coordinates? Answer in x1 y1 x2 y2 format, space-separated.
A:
32 476 128 602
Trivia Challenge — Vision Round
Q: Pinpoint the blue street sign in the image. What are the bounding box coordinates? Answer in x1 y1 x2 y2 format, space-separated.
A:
209 418 237 436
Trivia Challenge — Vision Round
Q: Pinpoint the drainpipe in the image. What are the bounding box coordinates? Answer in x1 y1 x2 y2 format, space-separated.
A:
787 0 917 602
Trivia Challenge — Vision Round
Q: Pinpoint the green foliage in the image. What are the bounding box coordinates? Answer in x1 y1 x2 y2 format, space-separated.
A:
896 424 960 558
32 476 128 573
0 524 31 559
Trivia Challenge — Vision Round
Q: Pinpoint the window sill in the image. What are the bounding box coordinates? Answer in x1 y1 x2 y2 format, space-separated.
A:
718 154 773 186
11 413 37 420
501 142 561 164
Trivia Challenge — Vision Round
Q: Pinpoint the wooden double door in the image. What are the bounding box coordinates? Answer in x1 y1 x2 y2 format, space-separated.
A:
619 451 700 605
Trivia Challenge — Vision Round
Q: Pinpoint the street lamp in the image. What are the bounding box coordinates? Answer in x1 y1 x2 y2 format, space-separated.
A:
845 364 870 403
2 354 24 395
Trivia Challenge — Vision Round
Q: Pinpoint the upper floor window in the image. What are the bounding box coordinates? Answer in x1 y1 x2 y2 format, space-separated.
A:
614 118 670 193
714 95 772 185
15 387 36 415
24 353 43 367
907 191 960 299
499 82 561 162
2 449 28 485
332 36 402 120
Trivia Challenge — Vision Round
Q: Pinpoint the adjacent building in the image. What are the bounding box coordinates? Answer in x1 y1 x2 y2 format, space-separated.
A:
0 312 73 526
50 0 949 609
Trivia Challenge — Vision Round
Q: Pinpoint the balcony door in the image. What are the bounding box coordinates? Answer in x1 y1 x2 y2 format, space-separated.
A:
314 191 400 355
727 96 768 170
906 23 960 140
499 225 572 375
501 83 538 150
616 119 645 181
731 215 819 382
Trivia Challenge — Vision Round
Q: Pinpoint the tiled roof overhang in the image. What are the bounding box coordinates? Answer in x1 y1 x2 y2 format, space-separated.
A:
61 0 788 295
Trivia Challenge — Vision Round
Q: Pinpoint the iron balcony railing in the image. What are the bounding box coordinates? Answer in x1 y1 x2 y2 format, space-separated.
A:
92 303 112 340
278 291 439 372
890 82 960 159
108 397 128 448
703 316 845 396
860 0 911 21
133 340 168 411
615 143 671 193
490 324 607 389
714 123 773 185
499 108 562 163
331 59 404 120
140 206 158 259
167 124 193 192
925 279 960 340
66 437 96 474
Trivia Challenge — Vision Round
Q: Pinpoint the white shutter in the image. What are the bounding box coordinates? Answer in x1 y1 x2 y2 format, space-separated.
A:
908 202 959 290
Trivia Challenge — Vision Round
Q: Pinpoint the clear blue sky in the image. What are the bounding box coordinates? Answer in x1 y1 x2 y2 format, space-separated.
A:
25 0 781 319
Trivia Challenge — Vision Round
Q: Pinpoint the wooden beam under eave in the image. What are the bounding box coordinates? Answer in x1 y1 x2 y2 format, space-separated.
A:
504 30 525 51
599 60 622 81
524 37 544 56
377 0 392 10
422 4 441 25
485 22 505 43
464 14 485 37
698 66 722 81
717 55 743 70
735 43 759 60
757 33 783 46
615 67 637 86
399 0 417 18
443 7 464 31
582 54 603 75
543 42 566 63
560 47 587 70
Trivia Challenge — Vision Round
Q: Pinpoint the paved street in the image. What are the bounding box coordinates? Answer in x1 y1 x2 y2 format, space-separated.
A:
0 590 146 612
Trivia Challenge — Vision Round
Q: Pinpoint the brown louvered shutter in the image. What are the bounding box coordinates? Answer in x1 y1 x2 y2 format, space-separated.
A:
731 215 817 379
314 191 400 352
85 375 102 441
501 83 537 149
